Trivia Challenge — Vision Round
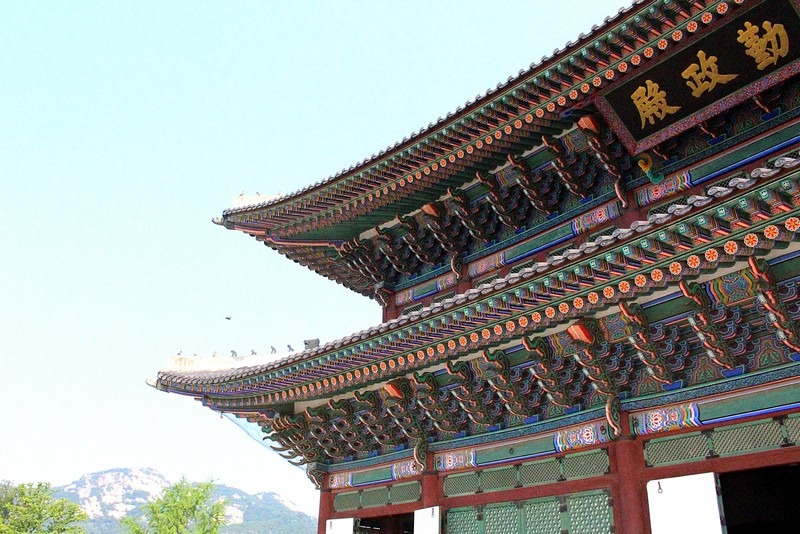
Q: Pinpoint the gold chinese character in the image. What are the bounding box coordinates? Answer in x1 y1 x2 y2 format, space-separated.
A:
681 50 738 97
631 80 681 129
737 20 789 70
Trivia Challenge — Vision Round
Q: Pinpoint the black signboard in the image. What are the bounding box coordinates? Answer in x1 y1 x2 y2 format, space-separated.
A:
597 0 800 154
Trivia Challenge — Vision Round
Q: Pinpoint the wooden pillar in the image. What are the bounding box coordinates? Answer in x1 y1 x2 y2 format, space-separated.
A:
611 414 650 534
383 300 398 322
317 486 334 534
422 450 442 509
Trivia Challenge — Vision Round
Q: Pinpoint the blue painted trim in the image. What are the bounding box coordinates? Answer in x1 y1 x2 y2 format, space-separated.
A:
642 290 682 309
623 363 800 411
428 407 605 453
702 401 800 425
691 134 800 186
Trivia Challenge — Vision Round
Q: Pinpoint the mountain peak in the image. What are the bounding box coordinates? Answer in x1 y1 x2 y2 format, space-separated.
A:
55 467 316 534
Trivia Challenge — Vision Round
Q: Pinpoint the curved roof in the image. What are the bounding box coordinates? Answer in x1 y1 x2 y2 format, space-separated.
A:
159 153 797 397
218 0 690 240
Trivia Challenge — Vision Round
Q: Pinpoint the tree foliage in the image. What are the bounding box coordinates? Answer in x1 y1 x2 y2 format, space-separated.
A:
120 479 225 534
0 481 87 533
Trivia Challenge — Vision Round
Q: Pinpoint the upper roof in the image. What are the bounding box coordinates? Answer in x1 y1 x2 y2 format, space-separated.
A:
216 0 674 240
217 0 745 299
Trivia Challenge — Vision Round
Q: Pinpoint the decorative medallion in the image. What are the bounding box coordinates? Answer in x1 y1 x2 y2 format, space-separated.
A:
391 459 420 480
329 472 353 489
632 403 701 435
434 449 477 472
554 420 611 452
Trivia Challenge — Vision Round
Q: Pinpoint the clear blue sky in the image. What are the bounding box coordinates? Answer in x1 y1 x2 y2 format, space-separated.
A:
0 0 627 516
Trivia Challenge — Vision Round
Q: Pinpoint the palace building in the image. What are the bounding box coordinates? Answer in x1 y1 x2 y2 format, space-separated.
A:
154 0 800 532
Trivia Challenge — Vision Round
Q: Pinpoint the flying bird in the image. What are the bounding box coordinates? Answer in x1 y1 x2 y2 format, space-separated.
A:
225 316 231 320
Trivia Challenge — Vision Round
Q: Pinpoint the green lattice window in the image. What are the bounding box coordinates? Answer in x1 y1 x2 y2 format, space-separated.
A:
523 498 561 534
432 291 456 305
361 486 389 508
481 466 519 492
569 492 613 534
333 481 421 511
446 507 480 534
644 432 710 466
784 414 800 443
446 489 613 534
712 419 782 455
645 416 799 467
400 302 424 316
562 449 610 479
390 481 421 504
443 471 480 497
519 458 560 486
476 273 501 287
443 449 610 497
484 504 519 534
333 491 360 512
509 260 535 274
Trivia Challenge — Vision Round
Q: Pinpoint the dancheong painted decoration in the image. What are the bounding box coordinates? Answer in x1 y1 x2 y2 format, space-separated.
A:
154 1 800 532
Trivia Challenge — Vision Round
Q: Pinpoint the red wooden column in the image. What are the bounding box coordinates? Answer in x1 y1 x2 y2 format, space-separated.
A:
317 483 334 534
421 451 442 509
611 414 651 534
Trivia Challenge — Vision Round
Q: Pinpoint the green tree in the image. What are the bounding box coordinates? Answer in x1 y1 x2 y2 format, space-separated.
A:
120 479 226 534
0 481 86 533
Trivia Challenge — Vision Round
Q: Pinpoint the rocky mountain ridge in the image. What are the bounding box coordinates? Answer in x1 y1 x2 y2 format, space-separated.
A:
54 467 316 534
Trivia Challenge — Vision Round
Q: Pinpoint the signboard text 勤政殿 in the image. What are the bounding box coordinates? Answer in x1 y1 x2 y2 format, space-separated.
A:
598 0 800 154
